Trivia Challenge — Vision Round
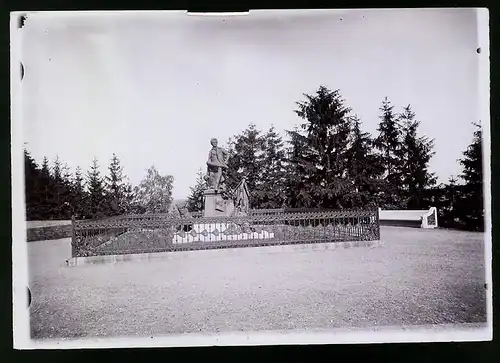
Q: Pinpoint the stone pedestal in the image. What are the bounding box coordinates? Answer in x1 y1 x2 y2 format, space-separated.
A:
203 189 234 217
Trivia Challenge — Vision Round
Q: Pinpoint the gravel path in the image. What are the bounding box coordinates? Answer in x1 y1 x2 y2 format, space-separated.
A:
28 226 487 339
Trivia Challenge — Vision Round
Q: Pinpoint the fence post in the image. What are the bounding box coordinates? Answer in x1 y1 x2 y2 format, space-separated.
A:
71 214 76 258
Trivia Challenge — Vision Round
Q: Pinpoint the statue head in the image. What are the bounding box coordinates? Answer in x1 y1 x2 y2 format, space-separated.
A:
210 138 218 147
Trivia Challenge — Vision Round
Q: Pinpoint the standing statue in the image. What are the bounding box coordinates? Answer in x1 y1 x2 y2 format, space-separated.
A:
204 138 229 192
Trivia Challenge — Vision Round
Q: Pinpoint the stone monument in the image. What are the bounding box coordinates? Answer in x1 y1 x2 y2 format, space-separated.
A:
168 139 275 243
203 138 234 217
232 176 251 216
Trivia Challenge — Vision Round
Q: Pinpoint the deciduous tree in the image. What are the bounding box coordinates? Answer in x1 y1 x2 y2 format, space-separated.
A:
133 166 174 214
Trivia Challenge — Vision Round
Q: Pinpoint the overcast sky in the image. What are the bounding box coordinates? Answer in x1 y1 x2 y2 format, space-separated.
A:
20 9 481 199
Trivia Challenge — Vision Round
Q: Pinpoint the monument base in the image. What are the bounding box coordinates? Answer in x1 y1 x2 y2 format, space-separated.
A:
203 189 234 217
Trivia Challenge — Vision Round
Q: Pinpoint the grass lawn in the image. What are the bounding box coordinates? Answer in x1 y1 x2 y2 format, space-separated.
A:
28 226 487 340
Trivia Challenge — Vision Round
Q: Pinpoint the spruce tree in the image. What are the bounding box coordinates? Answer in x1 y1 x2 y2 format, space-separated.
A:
24 149 41 220
52 156 62 182
38 156 56 218
286 86 353 209
226 123 265 204
86 157 107 219
439 175 462 228
398 105 437 209
374 97 403 208
105 153 131 216
74 166 85 192
458 122 484 231
345 116 384 208
284 126 312 208
121 182 135 215
62 163 72 184
41 156 50 177
447 175 459 210
256 126 287 208
186 169 206 212
50 156 65 218
225 137 238 191
72 166 87 218
59 162 74 218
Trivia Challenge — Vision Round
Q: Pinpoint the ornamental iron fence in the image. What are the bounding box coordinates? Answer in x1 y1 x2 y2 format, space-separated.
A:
71 209 380 258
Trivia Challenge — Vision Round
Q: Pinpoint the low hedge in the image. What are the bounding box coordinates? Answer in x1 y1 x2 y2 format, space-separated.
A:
27 224 73 242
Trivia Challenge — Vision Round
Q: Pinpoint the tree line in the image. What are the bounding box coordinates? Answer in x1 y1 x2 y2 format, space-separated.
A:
24 85 483 231
187 86 484 231
24 151 175 220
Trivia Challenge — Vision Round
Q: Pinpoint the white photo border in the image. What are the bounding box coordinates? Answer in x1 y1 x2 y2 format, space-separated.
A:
11 8 493 349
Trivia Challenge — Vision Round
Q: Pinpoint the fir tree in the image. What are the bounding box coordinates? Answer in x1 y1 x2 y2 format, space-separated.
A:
72 166 87 218
286 86 354 209
285 126 312 208
52 156 62 183
24 152 77 220
460 123 483 187
86 157 107 218
74 166 85 193
439 175 462 228
58 162 74 218
397 105 437 209
24 149 42 220
458 122 484 231
345 116 384 208
38 156 56 218
105 153 131 216
256 125 287 208
62 163 72 183
225 137 238 190
49 156 64 218
226 123 265 203
374 97 403 208
121 182 135 215
41 156 50 177
186 169 206 212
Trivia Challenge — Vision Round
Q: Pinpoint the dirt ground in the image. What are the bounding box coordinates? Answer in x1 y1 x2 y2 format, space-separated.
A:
27 226 487 340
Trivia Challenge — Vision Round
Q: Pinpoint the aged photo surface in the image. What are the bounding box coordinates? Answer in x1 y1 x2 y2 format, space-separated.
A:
12 9 491 348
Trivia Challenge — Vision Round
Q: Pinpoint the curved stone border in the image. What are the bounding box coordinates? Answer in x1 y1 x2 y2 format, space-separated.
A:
66 239 383 267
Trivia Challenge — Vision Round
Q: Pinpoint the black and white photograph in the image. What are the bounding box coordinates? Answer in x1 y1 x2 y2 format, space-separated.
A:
11 9 491 348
